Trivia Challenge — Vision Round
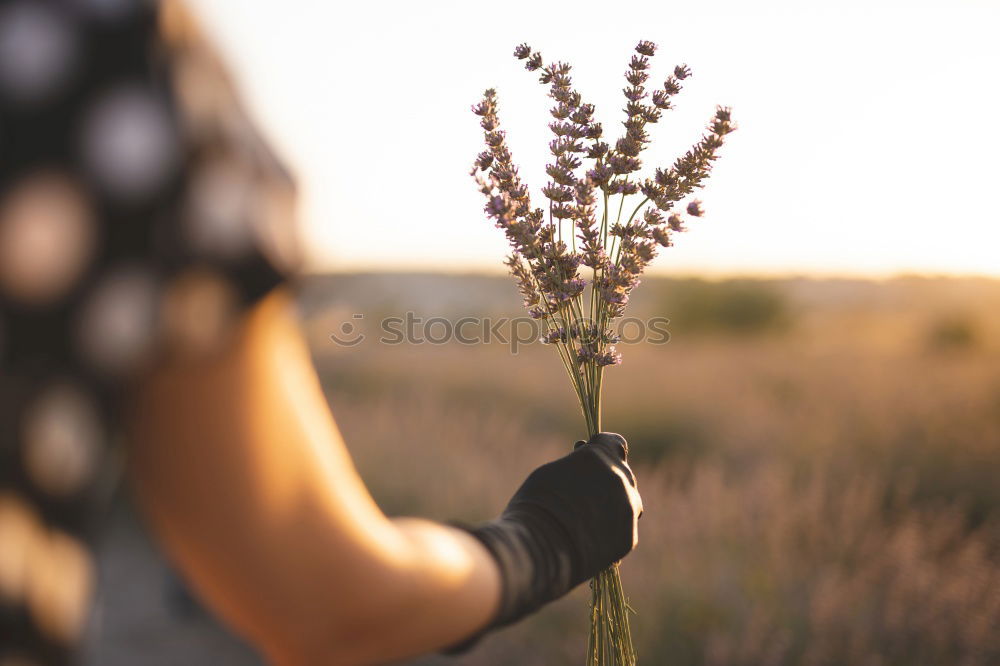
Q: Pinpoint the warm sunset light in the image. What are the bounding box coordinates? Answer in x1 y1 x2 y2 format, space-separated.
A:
190 0 999 277
4 3 999 664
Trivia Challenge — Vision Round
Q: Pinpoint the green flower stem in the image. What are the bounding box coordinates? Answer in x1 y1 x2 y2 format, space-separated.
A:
572 362 633 665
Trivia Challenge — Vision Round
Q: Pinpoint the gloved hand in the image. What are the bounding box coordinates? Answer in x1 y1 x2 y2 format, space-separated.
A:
449 432 642 648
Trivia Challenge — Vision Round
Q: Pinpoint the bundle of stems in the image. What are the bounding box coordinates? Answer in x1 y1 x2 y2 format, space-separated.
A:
471 40 735 665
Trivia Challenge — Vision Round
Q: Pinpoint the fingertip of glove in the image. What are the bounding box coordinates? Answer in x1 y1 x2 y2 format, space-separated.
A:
588 432 628 460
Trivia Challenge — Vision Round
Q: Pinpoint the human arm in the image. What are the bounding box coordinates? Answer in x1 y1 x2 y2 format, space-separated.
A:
127 287 641 665
128 288 501 665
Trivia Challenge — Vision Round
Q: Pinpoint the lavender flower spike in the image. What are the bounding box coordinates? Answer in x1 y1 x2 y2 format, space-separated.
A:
470 40 735 666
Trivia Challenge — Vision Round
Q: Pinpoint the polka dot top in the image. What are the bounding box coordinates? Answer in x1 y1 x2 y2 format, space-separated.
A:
0 1 299 662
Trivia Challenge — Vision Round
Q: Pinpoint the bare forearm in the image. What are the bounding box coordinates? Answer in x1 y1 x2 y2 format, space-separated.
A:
292 519 500 665
256 520 499 666
128 290 498 665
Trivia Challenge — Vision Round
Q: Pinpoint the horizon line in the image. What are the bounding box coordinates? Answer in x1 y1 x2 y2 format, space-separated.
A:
301 266 1000 282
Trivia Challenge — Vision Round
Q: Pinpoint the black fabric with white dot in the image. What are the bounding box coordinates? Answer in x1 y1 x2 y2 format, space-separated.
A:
0 1 298 662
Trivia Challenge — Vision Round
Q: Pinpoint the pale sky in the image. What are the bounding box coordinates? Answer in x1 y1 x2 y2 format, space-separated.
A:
191 0 1000 277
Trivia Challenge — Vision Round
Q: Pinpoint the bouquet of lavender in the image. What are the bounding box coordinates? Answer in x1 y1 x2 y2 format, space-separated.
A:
471 41 734 665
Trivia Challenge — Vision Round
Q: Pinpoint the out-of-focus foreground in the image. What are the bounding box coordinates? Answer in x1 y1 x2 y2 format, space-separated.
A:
87 274 1000 666
302 274 1000 666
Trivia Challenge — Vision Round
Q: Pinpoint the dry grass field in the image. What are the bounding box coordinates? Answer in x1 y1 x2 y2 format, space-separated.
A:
299 273 1000 666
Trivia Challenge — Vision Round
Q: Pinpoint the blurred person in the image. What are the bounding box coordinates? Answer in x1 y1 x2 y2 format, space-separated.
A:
0 1 643 664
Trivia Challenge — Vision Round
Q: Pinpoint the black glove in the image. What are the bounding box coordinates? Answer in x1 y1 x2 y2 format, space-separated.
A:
448 432 642 650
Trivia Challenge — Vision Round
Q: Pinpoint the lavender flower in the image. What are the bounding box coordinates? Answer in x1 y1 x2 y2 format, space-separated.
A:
471 43 734 666
541 327 567 344
576 343 598 364
635 41 657 56
596 347 623 366
650 225 672 247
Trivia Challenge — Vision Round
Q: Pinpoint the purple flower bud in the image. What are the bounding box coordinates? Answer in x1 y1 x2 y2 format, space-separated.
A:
674 64 692 80
596 348 623 366
608 179 639 195
508 183 530 201
587 163 613 186
635 41 657 56
576 343 598 364
587 142 609 159
574 178 595 200
686 200 704 217
650 226 672 247
616 137 643 158
623 86 646 102
562 278 586 299
541 327 567 344
651 89 673 110
624 101 645 117
609 154 641 175
486 195 509 217
635 240 656 262
550 104 571 120
641 181 664 200
641 107 661 123
602 288 629 305
584 123 604 140
578 242 604 267
644 208 664 225
556 153 582 170
549 121 574 137
552 88 573 104
626 70 649 88
629 55 650 71
571 105 595 124
485 131 505 147
514 43 532 59
654 168 676 187
545 164 576 186
710 107 737 136
492 144 511 163
474 152 493 171
703 133 725 150
551 203 576 219
541 183 575 202
711 119 734 136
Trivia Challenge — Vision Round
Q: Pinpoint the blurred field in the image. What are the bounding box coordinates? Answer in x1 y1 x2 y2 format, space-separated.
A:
299 273 1000 666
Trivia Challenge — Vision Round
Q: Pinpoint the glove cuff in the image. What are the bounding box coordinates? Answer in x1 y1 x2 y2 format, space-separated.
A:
441 510 577 653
